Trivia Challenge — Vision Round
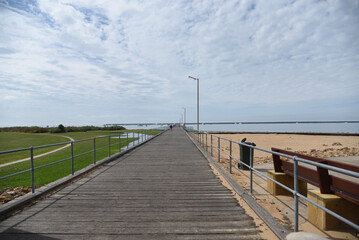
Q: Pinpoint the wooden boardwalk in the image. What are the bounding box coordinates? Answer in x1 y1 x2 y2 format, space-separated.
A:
0 128 261 239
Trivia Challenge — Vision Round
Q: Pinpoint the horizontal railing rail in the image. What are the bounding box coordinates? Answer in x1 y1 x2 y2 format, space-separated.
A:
190 131 359 232
0 129 163 194
33 142 70 150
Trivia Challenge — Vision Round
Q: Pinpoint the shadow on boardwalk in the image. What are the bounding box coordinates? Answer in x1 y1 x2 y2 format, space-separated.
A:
0 127 261 240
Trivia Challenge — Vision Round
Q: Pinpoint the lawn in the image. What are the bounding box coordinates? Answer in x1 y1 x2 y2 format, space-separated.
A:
0 129 161 164
0 129 163 190
0 132 70 164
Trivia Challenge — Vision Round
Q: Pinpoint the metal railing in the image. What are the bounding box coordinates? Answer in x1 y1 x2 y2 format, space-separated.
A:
190 131 359 232
0 130 160 194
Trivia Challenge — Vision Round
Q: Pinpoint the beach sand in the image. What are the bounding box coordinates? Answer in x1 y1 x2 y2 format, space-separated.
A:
204 133 359 165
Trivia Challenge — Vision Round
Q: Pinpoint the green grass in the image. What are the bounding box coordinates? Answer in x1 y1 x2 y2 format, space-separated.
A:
0 129 163 190
0 129 161 165
0 137 138 189
0 132 69 150
0 132 70 164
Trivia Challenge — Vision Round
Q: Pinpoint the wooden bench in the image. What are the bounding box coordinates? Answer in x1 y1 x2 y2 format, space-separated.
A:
271 147 359 205
268 148 359 230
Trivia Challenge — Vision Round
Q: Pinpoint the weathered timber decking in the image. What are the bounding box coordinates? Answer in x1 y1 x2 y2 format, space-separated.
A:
0 127 261 239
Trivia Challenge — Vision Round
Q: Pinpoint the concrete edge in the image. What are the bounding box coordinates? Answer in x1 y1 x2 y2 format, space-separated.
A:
184 130 289 240
0 129 167 218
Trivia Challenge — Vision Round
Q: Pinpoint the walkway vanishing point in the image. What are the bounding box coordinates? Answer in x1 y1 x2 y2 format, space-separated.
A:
0 128 262 240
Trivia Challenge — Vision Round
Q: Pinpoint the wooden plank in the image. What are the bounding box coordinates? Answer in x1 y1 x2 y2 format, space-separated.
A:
331 176 359 205
281 162 319 187
327 161 359 172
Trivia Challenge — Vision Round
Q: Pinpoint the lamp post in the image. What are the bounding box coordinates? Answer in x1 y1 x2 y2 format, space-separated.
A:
188 76 199 132
182 107 186 129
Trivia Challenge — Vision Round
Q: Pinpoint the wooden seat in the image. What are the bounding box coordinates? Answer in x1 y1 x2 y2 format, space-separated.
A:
271 148 359 206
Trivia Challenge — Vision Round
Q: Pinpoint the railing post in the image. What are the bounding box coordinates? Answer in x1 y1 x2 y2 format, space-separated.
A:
202 132 206 150
206 133 208 152
238 143 241 168
211 135 213 156
119 133 121 152
71 141 74 175
218 137 220 162
293 156 299 232
201 132 204 147
250 145 253 194
202 133 204 148
93 138 96 164
30 147 35 193
108 136 111 157
230 141 232 174
201 132 203 147
202 133 203 148
127 132 129 149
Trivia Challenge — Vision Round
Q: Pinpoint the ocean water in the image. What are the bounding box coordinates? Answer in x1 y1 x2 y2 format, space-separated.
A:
125 122 359 133
192 123 359 133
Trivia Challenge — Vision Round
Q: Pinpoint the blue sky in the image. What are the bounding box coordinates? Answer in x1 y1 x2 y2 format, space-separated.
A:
0 0 358 127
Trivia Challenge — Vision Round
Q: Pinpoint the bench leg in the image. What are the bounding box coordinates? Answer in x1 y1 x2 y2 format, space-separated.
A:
267 170 307 196
307 190 359 230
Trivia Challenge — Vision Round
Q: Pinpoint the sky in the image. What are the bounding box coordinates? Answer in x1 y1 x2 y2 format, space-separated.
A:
0 0 359 127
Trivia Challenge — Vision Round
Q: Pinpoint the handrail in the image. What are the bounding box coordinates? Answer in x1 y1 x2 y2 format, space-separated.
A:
0 129 163 194
191 130 359 232
204 133 359 178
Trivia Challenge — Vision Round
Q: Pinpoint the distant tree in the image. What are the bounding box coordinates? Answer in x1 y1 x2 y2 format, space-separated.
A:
103 126 126 131
58 124 66 133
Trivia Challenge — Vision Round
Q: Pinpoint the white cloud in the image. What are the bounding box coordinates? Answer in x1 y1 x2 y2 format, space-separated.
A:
0 0 358 126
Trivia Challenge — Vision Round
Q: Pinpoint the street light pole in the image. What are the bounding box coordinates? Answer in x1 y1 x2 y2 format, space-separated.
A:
188 76 199 132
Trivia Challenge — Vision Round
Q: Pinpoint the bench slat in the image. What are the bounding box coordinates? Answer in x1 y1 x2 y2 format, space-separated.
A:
280 161 319 187
331 176 359 196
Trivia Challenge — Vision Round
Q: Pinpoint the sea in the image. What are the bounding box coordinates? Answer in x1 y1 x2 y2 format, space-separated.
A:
126 122 359 134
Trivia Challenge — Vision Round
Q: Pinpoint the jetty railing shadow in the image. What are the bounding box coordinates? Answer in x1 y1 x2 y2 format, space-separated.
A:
189 131 359 232
0 130 160 194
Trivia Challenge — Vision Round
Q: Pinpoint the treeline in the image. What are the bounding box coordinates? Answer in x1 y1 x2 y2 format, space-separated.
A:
0 125 126 133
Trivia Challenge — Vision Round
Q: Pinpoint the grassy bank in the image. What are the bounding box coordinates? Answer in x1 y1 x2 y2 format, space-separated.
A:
0 129 162 190
0 133 72 165
0 129 161 164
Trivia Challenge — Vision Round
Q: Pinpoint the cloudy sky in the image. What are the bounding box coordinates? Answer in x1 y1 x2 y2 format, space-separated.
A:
0 0 358 127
